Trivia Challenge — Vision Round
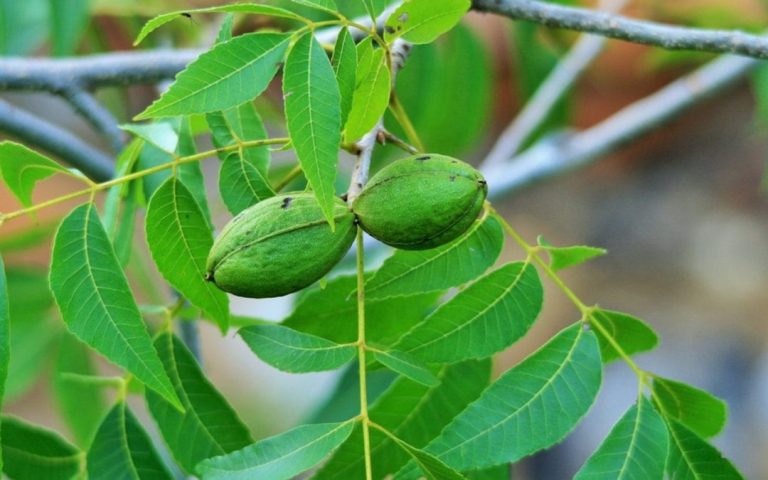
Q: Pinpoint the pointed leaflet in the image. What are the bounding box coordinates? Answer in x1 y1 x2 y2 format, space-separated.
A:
239 324 356 373
665 419 743 479
282 274 439 346
652 377 727 438
0 257 8 471
403 324 602 474
54 333 107 447
208 103 274 214
284 32 341 225
332 27 357 126
1 416 82 480
146 177 229 331
197 420 355 480
315 360 491 479
366 215 504 299
49 203 181 409
374 350 439 387
384 0 470 44
146 333 252 473
137 33 290 119
135 4 303 45
538 236 606 272
0 141 70 207
87 402 173 480
574 396 668 479
395 261 542 363
344 46 391 142
591 309 659 363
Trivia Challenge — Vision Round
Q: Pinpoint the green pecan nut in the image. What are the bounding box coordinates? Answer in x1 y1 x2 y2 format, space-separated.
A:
206 193 356 298
352 154 487 250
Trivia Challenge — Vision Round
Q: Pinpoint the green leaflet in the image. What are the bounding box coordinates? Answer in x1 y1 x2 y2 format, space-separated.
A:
344 46 390 142
288 0 337 14
49 203 181 410
1 416 83 479
0 141 70 207
146 177 229 331
365 215 504 299
176 116 213 225
384 0 470 44
146 333 253 473
537 235 607 272
54 333 108 447
135 4 303 45
652 377 727 438
665 419 744 479
208 103 274 215
591 309 659 363
574 396 668 479
0 257 8 471
87 402 173 480
315 360 490 479
49 0 88 56
282 274 439 346
332 27 357 127
102 139 142 266
197 420 355 480
362 0 388 22
239 324 356 373
395 261 542 363
402 324 602 474
375 430 465 480
373 350 440 387
122 122 179 153
137 33 290 119
283 32 342 226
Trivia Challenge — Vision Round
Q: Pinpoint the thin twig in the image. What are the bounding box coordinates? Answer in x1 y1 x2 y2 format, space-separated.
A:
473 0 768 60
483 0 628 166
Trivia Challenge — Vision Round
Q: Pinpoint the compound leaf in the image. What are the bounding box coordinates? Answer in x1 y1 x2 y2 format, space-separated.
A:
574 396 668 480
395 261 542 362
283 32 341 225
240 324 356 373
652 377 727 438
146 177 229 332
197 420 355 480
1 416 82 480
146 332 253 473
137 33 290 119
49 203 181 409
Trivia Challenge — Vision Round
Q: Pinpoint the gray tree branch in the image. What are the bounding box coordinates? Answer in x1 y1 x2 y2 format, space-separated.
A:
473 0 768 60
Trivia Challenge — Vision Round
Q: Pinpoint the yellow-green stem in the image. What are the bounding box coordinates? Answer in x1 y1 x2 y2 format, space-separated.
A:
389 95 425 152
355 227 373 480
0 137 289 224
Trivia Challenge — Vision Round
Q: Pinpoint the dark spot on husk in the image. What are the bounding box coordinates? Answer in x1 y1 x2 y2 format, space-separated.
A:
449 175 456 182
281 197 293 209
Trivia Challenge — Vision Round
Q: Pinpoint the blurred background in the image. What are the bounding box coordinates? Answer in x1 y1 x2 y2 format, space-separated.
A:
1 0 767 478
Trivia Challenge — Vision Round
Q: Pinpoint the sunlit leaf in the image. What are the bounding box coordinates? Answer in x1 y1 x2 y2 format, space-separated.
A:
146 333 253 473
135 4 303 45
344 47 390 142
0 141 70 207
122 122 178 153
574 396 668 479
332 27 357 126
137 33 290 119
146 177 229 331
208 103 274 214
591 309 659 363
283 31 341 225
374 350 439 387
1 416 82 480
401 324 602 474
395 261 542 362
652 377 727 438
365 215 503 299
240 324 356 373
87 402 173 480
384 0 470 44
538 236 606 272
49 203 181 409
197 420 356 480
665 419 744 479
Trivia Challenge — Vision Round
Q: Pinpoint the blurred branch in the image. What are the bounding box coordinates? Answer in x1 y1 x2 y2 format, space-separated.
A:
60 87 126 153
473 0 768 60
0 98 115 181
483 0 628 167
481 54 758 197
